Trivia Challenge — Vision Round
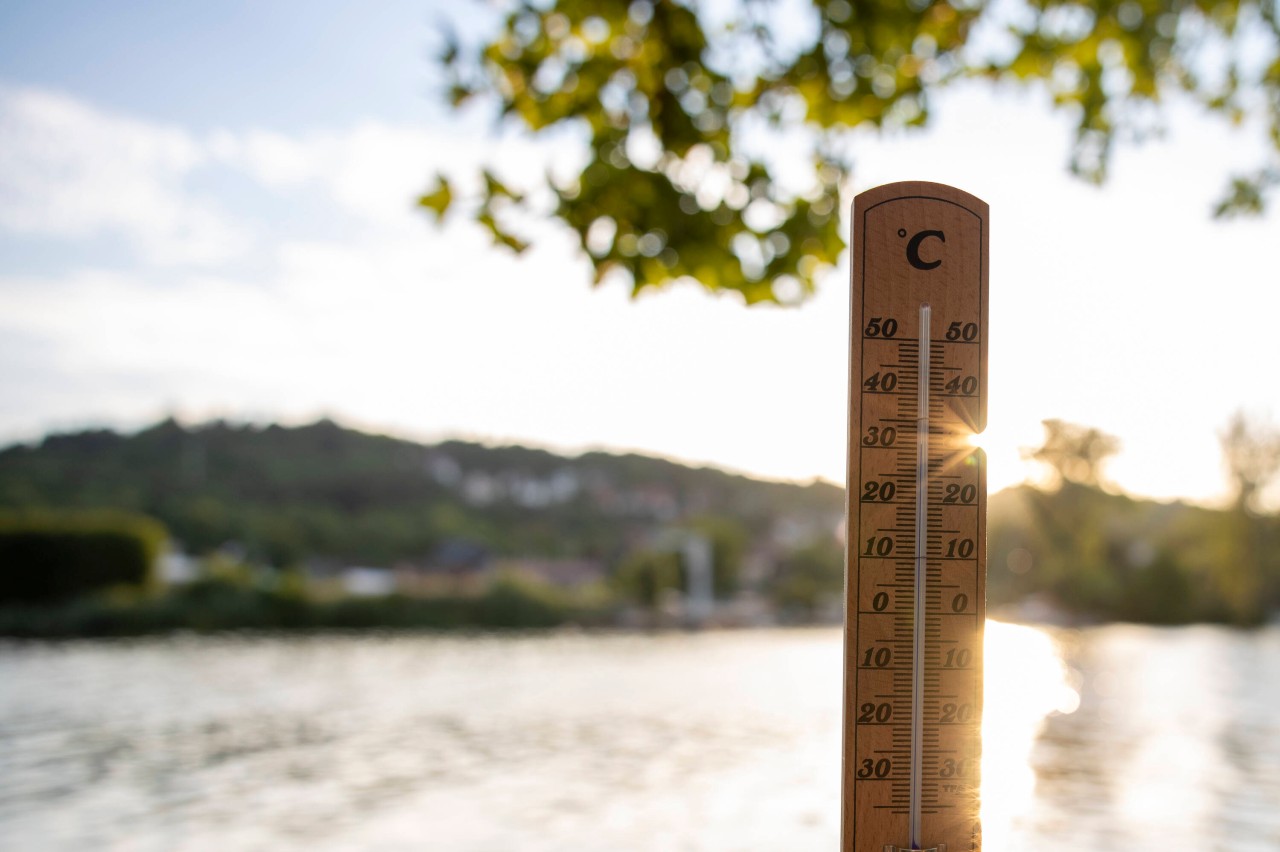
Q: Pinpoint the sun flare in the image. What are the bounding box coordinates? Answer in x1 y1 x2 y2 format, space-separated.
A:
980 621 1081 847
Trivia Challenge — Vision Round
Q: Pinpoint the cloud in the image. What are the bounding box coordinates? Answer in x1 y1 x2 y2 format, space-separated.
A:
217 123 440 228
0 83 581 274
0 84 837 486
0 85 614 451
215 118 580 232
0 86 252 266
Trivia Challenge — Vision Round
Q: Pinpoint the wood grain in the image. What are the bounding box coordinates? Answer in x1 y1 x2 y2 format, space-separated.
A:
842 182 989 852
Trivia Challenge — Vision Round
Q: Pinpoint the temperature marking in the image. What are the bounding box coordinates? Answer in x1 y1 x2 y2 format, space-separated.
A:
842 182 989 852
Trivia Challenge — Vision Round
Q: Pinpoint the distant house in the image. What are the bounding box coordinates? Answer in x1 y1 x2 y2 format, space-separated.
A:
341 566 396 597
395 539 493 595
426 539 491 574
158 546 200 585
299 559 397 597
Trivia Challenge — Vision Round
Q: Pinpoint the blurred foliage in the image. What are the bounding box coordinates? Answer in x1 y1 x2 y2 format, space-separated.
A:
992 416 1280 625
5 416 1278 631
1024 417 1122 487
612 548 684 606
0 511 164 604
0 417 842 571
609 515 750 608
686 514 750 596
426 0 1280 303
769 535 844 617
0 568 613 638
1219 409 1280 514
989 481 1280 624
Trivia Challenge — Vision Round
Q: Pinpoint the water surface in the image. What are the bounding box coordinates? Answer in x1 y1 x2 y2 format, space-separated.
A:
1 624 1276 850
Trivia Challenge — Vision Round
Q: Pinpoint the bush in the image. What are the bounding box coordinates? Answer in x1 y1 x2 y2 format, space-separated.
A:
0 512 165 603
0 562 614 637
473 572 567 628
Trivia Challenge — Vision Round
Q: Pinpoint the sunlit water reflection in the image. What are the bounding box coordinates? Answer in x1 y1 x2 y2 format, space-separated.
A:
1022 624 1280 851
981 621 1081 849
0 624 1276 850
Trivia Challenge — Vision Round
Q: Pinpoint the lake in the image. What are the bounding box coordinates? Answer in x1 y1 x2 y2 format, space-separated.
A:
1 623 1277 851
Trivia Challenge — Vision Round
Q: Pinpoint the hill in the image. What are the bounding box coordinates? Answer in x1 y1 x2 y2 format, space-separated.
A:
3 418 1275 628
0 418 845 570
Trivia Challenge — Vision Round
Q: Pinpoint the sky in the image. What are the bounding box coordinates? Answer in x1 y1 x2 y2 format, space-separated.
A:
1 0 1277 509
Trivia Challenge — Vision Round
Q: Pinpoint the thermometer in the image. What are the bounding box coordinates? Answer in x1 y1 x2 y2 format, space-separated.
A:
842 182 989 852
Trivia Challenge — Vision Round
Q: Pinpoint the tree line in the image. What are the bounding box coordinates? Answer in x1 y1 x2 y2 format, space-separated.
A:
990 414 1280 625
1 413 1276 632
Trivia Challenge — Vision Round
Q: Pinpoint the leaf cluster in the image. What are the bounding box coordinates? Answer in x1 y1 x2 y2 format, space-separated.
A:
427 0 1280 303
992 0 1280 192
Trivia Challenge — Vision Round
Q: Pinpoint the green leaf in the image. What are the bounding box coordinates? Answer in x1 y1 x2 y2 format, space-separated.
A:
1213 175 1268 217
418 176 454 220
477 211 530 254
483 170 524 202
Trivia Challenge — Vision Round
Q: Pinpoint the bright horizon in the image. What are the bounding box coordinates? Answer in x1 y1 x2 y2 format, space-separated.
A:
1 1 1278 510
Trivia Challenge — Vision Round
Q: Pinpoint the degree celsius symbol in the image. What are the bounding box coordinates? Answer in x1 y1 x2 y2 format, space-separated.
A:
842 181 990 852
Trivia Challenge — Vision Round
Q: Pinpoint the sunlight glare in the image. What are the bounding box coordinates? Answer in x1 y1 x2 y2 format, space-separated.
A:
981 621 1080 848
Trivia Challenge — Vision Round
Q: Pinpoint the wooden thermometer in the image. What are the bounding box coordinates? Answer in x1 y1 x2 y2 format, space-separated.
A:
842 182 989 852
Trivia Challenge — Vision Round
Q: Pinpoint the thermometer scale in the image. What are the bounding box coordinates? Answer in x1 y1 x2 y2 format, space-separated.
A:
842 182 989 852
